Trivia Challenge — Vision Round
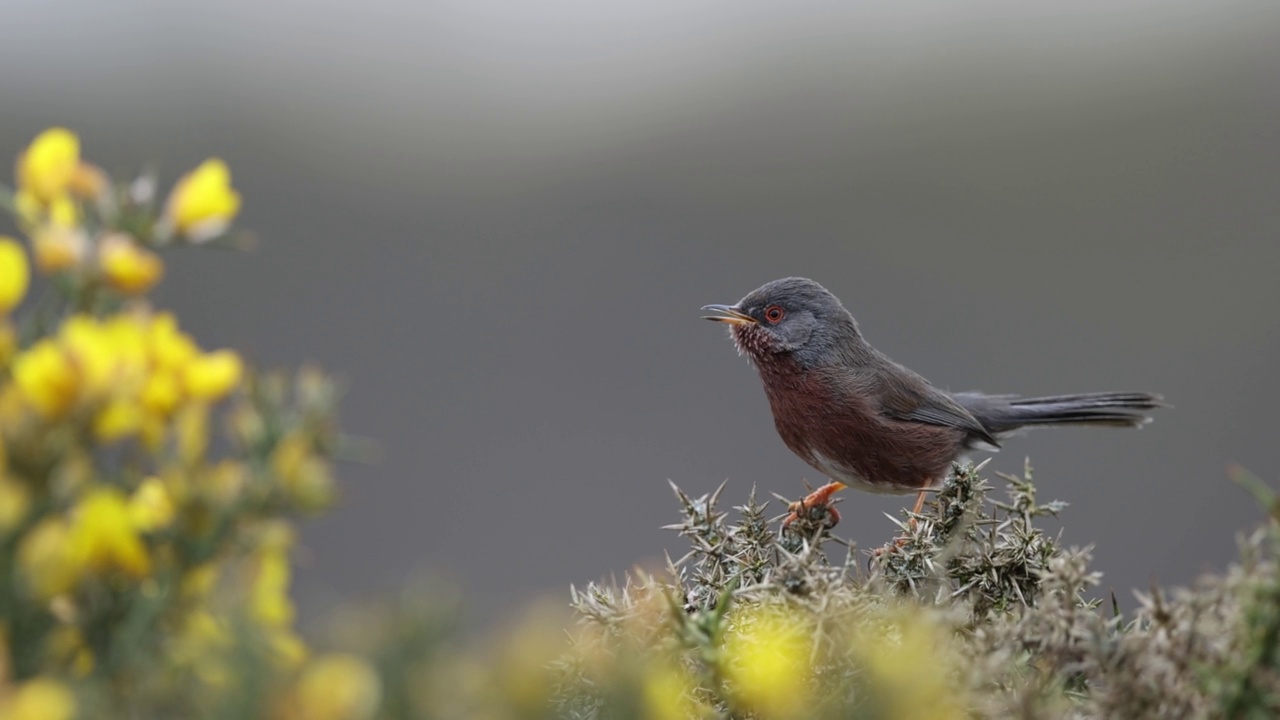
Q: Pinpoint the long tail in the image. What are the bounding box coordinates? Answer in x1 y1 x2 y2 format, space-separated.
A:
955 391 1166 435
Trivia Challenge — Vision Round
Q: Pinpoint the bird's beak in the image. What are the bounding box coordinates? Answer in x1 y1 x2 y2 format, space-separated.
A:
701 304 756 325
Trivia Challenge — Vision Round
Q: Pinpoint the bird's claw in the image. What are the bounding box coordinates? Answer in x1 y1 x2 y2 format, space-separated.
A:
781 481 848 532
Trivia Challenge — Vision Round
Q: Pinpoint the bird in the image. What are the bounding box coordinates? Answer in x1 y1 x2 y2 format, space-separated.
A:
702 276 1164 526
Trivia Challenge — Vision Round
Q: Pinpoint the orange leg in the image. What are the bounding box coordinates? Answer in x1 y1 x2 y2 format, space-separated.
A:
872 489 932 559
905 489 929 530
911 490 927 516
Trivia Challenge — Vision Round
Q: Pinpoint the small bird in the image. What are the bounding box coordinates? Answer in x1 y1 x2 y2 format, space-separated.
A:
702 277 1163 523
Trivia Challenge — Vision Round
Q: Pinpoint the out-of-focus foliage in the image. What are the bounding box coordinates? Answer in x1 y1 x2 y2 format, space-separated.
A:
0 128 362 719
4 128 1280 719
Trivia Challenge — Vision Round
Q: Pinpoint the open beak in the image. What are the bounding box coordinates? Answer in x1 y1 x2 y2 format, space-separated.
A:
701 304 756 326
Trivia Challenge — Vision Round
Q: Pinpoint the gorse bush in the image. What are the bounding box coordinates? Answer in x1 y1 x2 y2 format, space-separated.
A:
555 465 1280 719
1 128 1279 719
0 129 369 719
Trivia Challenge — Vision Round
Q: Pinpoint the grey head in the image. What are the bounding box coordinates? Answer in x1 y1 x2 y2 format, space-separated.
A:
701 277 864 368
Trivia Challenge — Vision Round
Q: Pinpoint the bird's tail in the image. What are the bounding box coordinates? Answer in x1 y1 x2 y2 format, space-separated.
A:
957 391 1165 435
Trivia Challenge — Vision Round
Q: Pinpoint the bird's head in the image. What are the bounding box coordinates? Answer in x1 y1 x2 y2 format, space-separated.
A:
702 277 861 368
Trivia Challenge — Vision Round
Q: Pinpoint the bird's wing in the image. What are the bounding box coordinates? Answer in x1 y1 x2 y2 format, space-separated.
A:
877 374 1001 448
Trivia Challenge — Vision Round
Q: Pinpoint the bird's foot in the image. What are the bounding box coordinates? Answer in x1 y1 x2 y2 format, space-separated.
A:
872 523 917 557
873 500 928 557
781 481 848 534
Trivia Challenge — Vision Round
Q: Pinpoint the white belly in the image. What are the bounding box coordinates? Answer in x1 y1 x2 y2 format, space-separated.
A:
808 451 924 495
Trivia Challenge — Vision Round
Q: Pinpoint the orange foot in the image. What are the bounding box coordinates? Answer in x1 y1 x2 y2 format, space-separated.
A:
872 535 910 557
781 481 848 531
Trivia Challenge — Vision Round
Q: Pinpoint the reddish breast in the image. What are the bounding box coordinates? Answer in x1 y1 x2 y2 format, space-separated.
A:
759 362 961 494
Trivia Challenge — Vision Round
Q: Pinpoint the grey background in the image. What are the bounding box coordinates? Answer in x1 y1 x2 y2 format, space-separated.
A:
3 0 1278 624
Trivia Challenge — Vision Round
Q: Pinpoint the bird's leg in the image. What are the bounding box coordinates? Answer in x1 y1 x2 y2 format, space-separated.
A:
875 489 932 558
909 489 927 524
911 490 927 515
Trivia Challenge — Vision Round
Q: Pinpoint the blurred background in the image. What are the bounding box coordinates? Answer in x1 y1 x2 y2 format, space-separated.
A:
2 0 1277 626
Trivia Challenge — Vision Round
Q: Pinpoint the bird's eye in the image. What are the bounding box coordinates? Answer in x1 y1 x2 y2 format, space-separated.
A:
764 305 785 323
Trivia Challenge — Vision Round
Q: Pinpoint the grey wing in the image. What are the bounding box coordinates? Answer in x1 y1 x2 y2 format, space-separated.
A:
876 373 1001 448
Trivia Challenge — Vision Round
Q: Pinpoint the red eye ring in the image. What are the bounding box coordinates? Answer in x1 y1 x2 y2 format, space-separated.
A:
764 305 785 323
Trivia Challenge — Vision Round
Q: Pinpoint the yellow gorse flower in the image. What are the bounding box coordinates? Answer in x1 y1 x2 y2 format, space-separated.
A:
723 606 812 719
643 661 708 720
248 521 310 669
9 312 244 438
15 128 80 204
128 477 176 532
17 517 79 599
12 339 80 418
856 612 967 720
183 350 243 401
0 236 30 314
30 223 88 274
69 488 152 579
0 677 77 720
98 233 165 295
69 161 109 201
166 158 241 241
291 654 383 720
0 474 33 533
169 608 234 687
272 432 334 510
149 312 199 370
250 522 297 628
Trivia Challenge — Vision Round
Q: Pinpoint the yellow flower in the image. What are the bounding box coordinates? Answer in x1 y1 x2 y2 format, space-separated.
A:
47 195 79 227
70 161 109 200
165 158 241 241
251 528 296 628
58 316 118 401
491 603 571 712
272 433 334 510
171 609 233 687
643 661 708 720
183 350 243 401
723 607 811 719
0 237 30 314
139 414 167 453
93 398 143 441
98 233 164 295
30 224 88 274
12 339 79 417
141 370 182 415
147 313 199 371
17 518 80 599
856 613 966 720
69 488 151 579
292 654 382 720
0 677 77 720
16 128 80 203
128 477 175 532
202 460 248 508
9 313 166 425
176 403 209 464
271 629 308 669
0 475 32 533
180 563 221 600
13 189 41 226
